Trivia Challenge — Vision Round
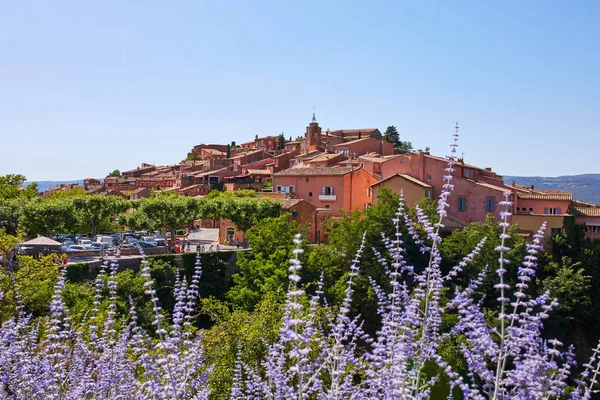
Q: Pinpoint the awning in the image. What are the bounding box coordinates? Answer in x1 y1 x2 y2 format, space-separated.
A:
585 221 600 226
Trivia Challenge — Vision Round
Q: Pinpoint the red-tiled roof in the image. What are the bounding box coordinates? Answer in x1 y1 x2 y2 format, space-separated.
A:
274 167 353 177
332 137 374 147
329 128 379 136
574 207 600 217
516 189 573 201
371 173 432 188
246 169 272 176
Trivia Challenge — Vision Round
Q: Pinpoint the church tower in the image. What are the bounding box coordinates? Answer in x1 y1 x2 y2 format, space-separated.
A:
304 112 322 150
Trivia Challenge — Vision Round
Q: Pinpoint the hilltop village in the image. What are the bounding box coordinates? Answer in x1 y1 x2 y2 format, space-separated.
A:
43 115 600 246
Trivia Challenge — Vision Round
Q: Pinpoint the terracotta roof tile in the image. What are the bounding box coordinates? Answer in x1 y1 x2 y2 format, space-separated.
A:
575 207 600 217
246 169 272 175
274 167 353 177
517 190 573 201
371 173 432 188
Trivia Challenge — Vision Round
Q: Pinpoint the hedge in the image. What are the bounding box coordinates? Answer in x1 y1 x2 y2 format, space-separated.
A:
66 263 90 283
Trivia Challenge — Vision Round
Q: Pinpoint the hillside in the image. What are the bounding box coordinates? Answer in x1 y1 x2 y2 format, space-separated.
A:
503 174 600 204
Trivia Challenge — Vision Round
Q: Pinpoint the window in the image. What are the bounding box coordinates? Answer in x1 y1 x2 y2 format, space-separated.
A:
463 169 474 179
343 150 349 157
544 207 562 215
485 197 495 212
367 187 372 197
325 205 330 209
322 186 334 195
322 215 328 222
306 177 309 182
427 175 432 181
425 189 432 200
309 192 313 197
458 197 467 212
529 208 533 213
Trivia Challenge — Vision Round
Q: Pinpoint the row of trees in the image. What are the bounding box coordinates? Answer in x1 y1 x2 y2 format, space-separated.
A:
0 174 281 239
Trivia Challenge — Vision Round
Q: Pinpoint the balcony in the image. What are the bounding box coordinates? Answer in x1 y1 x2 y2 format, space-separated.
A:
319 194 337 201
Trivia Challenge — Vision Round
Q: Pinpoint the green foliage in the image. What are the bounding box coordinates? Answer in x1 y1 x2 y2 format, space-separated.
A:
0 199 23 234
66 262 90 283
0 228 23 263
72 195 129 236
47 186 87 199
0 254 61 323
185 150 201 161
383 126 400 146
181 252 232 302
220 197 281 235
541 259 592 317
383 126 413 154
277 133 285 150
20 198 79 236
124 195 200 239
108 169 122 177
227 216 304 310
226 144 231 158
202 293 283 399
0 174 38 200
440 214 526 308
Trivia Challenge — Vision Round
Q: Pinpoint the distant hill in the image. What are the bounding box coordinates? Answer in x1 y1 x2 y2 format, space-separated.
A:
503 174 600 205
23 179 92 193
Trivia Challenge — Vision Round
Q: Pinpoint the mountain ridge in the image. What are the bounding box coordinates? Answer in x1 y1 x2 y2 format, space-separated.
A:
503 174 600 204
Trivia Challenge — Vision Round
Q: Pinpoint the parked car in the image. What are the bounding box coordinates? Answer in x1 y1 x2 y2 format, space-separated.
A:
94 235 114 246
138 242 157 248
62 240 75 248
79 239 93 247
139 236 157 245
124 236 139 245
67 245 87 252
87 242 103 250
119 243 136 249
153 232 167 246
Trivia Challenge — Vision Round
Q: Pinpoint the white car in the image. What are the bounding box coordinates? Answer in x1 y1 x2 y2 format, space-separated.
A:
79 239 93 247
67 245 87 252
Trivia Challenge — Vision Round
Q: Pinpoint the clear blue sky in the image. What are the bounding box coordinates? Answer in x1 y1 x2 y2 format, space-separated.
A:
1 1 598 181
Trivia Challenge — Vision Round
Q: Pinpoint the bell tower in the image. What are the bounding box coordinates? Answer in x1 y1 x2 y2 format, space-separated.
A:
305 111 322 150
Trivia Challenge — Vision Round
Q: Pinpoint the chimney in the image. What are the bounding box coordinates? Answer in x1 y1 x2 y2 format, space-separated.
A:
485 167 492 171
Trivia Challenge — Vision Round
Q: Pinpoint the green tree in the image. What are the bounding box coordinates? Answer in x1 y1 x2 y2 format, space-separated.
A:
20 198 79 236
277 133 285 150
383 126 400 147
0 199 23 235
220 198 281 238
126 195 200 240
72 195 129 237
226 144 231 158
108 169 122 178
0 253 61 323
227 216 304 309
47 186 87 199
185 150 201 161
0 174 38 200
231 141 236 148
397 141 414 153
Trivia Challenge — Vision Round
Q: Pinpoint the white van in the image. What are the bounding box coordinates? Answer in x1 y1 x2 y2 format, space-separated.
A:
94 236 114 248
